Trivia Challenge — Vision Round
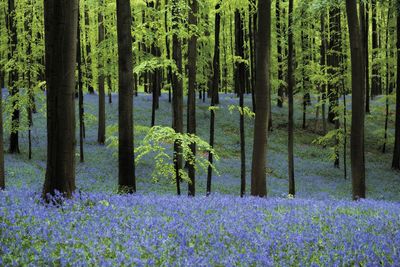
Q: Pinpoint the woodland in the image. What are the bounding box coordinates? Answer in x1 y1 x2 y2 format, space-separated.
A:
0 0 400 266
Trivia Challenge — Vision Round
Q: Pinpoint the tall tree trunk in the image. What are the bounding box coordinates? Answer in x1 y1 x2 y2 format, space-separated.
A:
251 0 271 198
0 79 4 189
320 13 327 134
77 8 85 163
97 0 106 145
392 0 400 170
165 0 172 103
85 7 94 94
235 10 246 197
276 0 284 108
42 0 78 199
327 4 341 124
383 6 392 154
345 0 366 200
287 0 295 196
187 0 198 197
371 0 380 97
116 0 135 193
172 0 183 195
249 0 256 112
206 1 221 195
8 0 19 154
360 1 370 113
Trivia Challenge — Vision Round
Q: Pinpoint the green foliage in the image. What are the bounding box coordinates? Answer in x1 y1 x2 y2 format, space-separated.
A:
107 125 219 184
228 105 255 118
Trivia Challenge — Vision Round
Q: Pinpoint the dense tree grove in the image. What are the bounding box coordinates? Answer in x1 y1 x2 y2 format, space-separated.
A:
2 0 400 265
0 0 400 199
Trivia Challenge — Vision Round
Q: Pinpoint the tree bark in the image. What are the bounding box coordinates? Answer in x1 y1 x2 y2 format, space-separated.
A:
235 10 246 197
276 0 284 108
392 0 400 170
345 0 366 200
287 0 295 196
97 0 106 145
8 0 19 154
42 0 78 199
116 0 136 193
187 0 198 197
251 0 271 198
172 0 183 195
371 0 380 97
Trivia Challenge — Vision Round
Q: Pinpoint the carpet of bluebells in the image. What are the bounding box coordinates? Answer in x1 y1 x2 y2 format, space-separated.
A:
1 190 400 266
1 92 400 266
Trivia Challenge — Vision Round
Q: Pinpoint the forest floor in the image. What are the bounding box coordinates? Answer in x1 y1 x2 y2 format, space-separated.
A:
1 92 400 266
3 91 399 200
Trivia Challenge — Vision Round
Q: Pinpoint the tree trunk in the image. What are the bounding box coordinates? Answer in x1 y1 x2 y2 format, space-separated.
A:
187 0 198 197
345 0 366 200
392 0 400 170
360 1 370 113
172 0 183 195
116 0 135 193
206 1 221 195
97 0 106 145
77 8 85 163
320 13 327 134
287 0 295 196
251 0 271 198
42 0 78 199
276 0 284 108
371 0 380 97
0 81 4 189
235 10 246 197
85 7 94 94
8 0 20 154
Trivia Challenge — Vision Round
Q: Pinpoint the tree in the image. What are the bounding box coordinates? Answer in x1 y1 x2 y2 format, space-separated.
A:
392 0 400 170
206 1 221 196
234 9 246 197
276 0 284 108
0 83 4 189
251 0 271 198
97 0 106 145
345 0 366 200
77 4 85 163
171 0 183 195
187 0 198 197
116 0 135 193
371 0 381 97
8 0 20 154
42 0 78 198
287 0 295 196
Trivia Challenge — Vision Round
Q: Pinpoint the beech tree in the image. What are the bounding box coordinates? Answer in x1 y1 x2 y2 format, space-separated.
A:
116 0 135 193
393 0 400 170
42 0 78 198
187 0 198 197
97 0 106 145
251 0 271 198
345 0 366 200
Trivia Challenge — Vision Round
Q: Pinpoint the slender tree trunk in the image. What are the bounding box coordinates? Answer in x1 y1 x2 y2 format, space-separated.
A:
383 6 391 154
276 0 284 108
77 9 85 163
172 0 183 195
187 0 198 197
116 0 136 193
0 80 4 189
42 0 78 199
320 13 327 134
251 0 271 198
165 0 172 103
371 0 380 97
360 1 370 113
8 0 19 154
206 1 221 195
287 0 295 196
235 10 246 197
346 0 366 200
392 0 400 170
98 0 106 145
85 7 94 94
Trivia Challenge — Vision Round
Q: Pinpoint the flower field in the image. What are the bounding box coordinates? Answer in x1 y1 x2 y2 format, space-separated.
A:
1 93 400 266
